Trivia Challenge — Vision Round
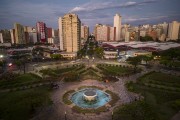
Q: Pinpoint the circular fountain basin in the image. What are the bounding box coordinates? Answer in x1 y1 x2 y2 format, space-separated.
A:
71 88 111 109
83 90 97 101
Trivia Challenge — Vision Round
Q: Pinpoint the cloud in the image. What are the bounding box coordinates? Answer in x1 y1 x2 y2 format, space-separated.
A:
0 0 70 29
70 0 158 13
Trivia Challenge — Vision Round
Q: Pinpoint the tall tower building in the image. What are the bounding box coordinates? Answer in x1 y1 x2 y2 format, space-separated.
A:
114 14 122 41
10 29 15 44
162 22 168 37
58 17 63 50
81 24 89 40
36 21 47 42
96 25 109 41
59 13 81 52
14 23 25 44
0 33 3 43
167 21 180 41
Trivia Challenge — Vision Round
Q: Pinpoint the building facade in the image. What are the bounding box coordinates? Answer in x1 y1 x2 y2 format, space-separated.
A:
81 24 89 40
114 14 122 41
36 21 47 42
0 33 3 43
14 23 25 44
167 21 180 40
59 13 81 53
109 27 116 41
96 25 109 41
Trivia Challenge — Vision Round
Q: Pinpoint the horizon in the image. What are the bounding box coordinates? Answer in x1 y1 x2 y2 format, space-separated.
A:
0 0 180 32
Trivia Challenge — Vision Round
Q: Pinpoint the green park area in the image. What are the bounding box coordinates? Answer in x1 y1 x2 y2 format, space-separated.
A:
97 64 137 77
114 71 180 120
0 73 52 120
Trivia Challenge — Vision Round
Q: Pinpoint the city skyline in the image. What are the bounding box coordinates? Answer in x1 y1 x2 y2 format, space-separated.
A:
0 0 180 32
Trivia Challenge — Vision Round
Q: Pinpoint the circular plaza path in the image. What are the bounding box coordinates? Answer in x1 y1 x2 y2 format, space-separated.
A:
31 77 141 120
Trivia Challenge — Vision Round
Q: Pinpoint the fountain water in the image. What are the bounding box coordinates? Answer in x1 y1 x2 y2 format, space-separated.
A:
71 88 111 109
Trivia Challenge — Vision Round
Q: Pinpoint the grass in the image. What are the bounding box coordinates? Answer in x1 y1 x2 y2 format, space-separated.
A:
113 100 158 120
72 105 108 114
122 72 180 120
0 86 52 120
97 64 135 76
0 73 42 90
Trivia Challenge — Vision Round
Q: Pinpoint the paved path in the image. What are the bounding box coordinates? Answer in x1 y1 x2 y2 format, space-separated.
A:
31 79 136 120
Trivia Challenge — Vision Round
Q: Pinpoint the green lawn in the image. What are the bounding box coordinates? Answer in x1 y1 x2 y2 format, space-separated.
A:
0 86 52 120
113 101 157 120
97 64 134 76
0 73 42 90
115 72 180 120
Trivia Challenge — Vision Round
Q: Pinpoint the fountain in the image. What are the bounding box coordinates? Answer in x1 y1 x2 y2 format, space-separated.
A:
83 90 97 101
71 88 111 109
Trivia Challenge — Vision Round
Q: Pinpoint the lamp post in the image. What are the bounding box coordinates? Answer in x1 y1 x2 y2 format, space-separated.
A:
112 111 113 120
88 57 89 67
64 111 67 120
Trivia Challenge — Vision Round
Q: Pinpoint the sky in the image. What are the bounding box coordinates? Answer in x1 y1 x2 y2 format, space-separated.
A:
0 0 180 32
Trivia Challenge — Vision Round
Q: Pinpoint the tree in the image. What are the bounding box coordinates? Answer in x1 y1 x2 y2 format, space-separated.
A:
77 49 86 58
50 54 62 60
139 55 153 65
14 60 22 73
0 60 6 73
161 48 180 62
127 56 141 73
140 36 153 42
95 47 104 58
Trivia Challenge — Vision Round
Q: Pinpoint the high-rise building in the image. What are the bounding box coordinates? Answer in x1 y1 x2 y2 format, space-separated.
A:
167 21 180 40
47 27 55 44
96 25 109 41
36 21 47 42
10 29 15 44
0 33 3 43
94 24 102 40
29 28 37 43
14 23 25 44
59 13 81 53
24 26 33 44
0 29 11 43
124 24 130 42
109 27 116 41
81 24 89 40
161 22 168 37
114 14 122 41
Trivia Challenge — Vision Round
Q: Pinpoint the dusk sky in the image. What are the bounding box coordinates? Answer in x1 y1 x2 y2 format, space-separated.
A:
0 0 180 32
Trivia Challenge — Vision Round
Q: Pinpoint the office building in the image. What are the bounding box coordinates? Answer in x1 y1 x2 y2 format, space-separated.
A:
114 14 122 41
58 13 81 58
36 21 47 42
167 21 180 40
81 24 89 40
14 23 25 44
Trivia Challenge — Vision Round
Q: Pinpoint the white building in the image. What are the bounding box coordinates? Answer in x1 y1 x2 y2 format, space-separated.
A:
58 17 63 51
114 14 122 41
167 21 180 40
0 33 3 43
162 22 168 37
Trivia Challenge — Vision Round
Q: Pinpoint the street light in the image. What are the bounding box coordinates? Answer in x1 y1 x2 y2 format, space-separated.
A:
65 111 67 120
87 57 89 67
